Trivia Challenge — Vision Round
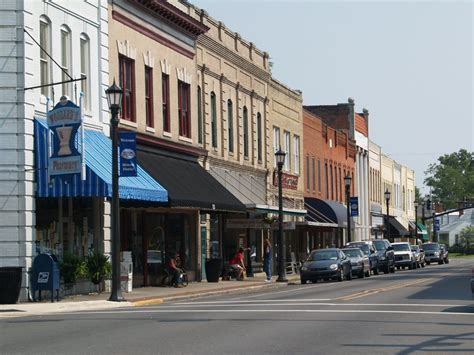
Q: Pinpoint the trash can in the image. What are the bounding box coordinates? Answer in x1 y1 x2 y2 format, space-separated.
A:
205 258 222 283
0 267 22 304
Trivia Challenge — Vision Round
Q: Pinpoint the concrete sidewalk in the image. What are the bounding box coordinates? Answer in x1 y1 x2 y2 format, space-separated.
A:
0 273 300 318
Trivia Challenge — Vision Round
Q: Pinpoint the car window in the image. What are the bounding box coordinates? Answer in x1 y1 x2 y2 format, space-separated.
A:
342 249 363 258
392 244 410 251
308 250 338 261
422 243 440 250
373 240 386 251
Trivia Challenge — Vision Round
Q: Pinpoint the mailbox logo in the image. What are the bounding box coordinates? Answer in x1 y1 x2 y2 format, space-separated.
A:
38 272 49 283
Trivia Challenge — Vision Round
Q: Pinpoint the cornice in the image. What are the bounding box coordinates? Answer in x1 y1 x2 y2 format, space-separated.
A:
269 79 303 102
208 156 267 176
198 35 271 82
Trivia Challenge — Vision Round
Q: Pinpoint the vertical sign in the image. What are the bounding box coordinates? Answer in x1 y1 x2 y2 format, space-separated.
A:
47 96 82 176
119 132 137 177
349 196 359 217
434 218 440 232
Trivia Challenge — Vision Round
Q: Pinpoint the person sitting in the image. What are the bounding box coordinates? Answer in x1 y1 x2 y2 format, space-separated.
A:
228 248 246 280
166 253 184 287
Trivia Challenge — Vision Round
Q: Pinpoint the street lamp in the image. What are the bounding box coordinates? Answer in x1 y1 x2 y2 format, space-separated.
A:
106 80 125 302
275 148 287 283
344 175 352 243
414 201 418 243
384 189 391 242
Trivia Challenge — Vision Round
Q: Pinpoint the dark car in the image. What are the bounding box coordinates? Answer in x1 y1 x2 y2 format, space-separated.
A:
300 248 352 284
439 244 450 264
370 239 396 273
342 247 370 278
422 242 445 265
346 241 379 275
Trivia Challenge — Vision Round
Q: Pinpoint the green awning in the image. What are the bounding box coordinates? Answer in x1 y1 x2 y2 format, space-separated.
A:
416 222 429 241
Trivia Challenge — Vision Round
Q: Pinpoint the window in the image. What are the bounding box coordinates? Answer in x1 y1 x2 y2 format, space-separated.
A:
330 165 334 200
39 18 50 97
306 156 310 190
119 55 136 121
178 80 190 137
145 66 154 128
312 158 315 191
325 163 329 198
162 73 170 131
210 92 217 148
257 112 262 161
243 106 249 158
60 27 71 97
228 100 234 153
318 160 321 192
273 127 280 167
80 35 90 110
294 136 300 174
284 131 290 171
197 86 203 144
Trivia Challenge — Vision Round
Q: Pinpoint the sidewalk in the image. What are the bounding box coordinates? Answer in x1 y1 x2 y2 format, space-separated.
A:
0 273 300 318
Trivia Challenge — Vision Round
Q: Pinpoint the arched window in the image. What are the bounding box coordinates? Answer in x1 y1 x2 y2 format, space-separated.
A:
39 16 51 97
60 25 72 97
228 100 234 153
80 33 90 110
211 92 217 148
197 86 203 144
257 112 262 161
243 106 249 157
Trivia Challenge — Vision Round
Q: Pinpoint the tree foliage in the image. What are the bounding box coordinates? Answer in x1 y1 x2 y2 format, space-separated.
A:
424 149 474 209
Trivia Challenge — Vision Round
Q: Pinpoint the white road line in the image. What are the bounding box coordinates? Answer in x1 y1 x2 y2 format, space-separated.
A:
162 302 472 308
175 299 333 304
60 309 474 316
232 282 342 300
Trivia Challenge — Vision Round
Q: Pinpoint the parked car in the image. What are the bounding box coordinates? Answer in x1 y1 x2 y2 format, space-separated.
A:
346 241 379 275
300 248 352 284
370 239 396 273
411 245 425 268
439 244 450 264
392 242 417 270
342 247 370 278
422 242 445 265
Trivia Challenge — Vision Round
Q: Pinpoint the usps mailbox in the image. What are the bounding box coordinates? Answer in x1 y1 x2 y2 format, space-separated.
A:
31 253 60 302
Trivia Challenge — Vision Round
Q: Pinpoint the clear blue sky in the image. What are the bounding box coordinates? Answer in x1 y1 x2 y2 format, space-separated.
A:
191 0 473 194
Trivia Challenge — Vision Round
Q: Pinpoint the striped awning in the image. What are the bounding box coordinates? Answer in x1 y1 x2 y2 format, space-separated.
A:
34 118 168 202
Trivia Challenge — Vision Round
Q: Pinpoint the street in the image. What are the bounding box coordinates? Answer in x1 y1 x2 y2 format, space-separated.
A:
1 258 473 355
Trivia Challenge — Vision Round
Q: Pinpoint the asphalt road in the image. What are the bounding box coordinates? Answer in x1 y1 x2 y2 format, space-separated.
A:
1 258 473 355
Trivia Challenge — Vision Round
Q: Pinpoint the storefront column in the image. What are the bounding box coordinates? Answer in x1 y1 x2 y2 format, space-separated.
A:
102 199 112 257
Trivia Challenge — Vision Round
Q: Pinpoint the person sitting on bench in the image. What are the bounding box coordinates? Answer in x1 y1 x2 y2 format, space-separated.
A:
228 248 246 280
166 252 184 287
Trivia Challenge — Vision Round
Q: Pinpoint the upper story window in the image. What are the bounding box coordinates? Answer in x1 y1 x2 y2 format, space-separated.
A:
119 55 136 122
283 131 290 171
294 135 300 174
60 26 72 98
178 80 190 138
228 100 234 153
210 92 217 148
243 106 249 158
197 86 203 144
306 156 310 190
257 112 262 162
273 126 280 167
312 158 316 191
80 34 90 110
162 73 170 132
39 17 51 97
318 160 321 192
145 66 154 128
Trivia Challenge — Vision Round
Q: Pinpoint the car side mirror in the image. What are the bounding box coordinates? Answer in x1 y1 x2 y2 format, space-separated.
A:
387 246 393 251
420 249 424 252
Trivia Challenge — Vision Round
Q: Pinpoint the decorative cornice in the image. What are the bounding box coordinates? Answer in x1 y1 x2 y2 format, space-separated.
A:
269 79 303 102
197 35 271 81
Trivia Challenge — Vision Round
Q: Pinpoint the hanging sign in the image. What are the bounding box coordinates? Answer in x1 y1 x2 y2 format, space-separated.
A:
350 196 359 217
119 132 137 177
47 96 82 176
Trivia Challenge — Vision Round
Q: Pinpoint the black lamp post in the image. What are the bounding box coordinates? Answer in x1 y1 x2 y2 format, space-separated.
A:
414 201 418 243
384 189 391 242
106 80 125 302
344 175 352 244
275 148 287 283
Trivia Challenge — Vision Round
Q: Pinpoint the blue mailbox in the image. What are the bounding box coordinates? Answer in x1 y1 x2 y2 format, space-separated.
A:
31 253 60 302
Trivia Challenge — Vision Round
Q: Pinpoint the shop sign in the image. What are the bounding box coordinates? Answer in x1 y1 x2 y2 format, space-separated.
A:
271 221 296 230
47 96 82 176
226 219 270 230
273 170 299 190
119 132 137 177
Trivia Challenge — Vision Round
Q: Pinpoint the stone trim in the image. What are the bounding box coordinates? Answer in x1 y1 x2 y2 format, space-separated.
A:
176 67 192 84
117 39 137 60
143 50 155 68
160 59 171 75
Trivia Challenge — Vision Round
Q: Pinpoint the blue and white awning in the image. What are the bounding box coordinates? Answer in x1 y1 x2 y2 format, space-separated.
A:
34 118 168 202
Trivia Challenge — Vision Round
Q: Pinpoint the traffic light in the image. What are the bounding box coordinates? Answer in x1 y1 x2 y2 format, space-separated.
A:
426 199 432 210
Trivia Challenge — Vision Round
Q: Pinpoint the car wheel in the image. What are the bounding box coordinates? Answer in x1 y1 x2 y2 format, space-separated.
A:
421 262 425 268
373 267 379 275
445 258 449 264
438 260 444 265
384 266 390 274
301 279 307 284
365 269 370 277
390 265 396 273
347 268 353 280
338 269 344 282
359 269 365 278
397 266 401 270
426 261 430 265
408 263 413 270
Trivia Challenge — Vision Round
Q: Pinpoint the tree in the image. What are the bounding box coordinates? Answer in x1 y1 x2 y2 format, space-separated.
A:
459 225 474 254
424 149 474 209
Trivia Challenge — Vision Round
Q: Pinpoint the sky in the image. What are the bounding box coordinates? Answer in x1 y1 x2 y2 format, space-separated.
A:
191 0 473 194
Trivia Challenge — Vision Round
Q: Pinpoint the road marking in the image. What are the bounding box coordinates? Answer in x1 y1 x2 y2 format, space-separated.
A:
157 302 472 308
176 299 333 304
62 309 474 316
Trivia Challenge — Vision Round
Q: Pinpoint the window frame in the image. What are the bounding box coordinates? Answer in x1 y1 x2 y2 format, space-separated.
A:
197 86 203 144
119 55 136 122
145 66 154 128
243 106 249 158
178 80 191 138
228 100 234 153
39 17 51 97
79 34 90 110
257 112 262 162
273 126 280 167
294 135 300 174
162 73 170 132
210 92 217 148
283 131 290 171
60 26 72 97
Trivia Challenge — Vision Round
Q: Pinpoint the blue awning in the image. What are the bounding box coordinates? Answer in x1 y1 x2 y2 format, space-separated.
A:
34 118 168 202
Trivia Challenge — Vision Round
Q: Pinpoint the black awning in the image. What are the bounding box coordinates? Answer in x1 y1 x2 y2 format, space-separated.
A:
304 198 348 228
137 149 246 212
388 216 409 236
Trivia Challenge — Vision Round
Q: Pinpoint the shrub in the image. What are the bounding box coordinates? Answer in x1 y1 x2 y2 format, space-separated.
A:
86 251 112 285
60 253 87 285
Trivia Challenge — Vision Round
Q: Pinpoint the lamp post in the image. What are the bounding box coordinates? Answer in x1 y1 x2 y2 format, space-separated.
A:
384 189 391 242
275 148 287 283
414 201 418 243
344 175 352 244
106 80 125 302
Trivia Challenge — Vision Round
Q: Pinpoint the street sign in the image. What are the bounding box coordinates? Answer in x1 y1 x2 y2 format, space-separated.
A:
349 197 359 217
434 218 440 232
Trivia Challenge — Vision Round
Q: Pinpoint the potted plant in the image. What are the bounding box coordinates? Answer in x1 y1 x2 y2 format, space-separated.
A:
60 253 87 289
85 251 111 293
